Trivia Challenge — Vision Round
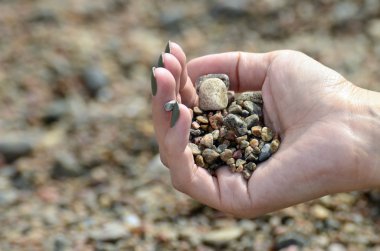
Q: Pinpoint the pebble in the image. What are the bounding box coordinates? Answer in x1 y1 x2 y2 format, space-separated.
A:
239 140 249 149
0 140 33 163
245 162 257 172
232 149 243 159
311 205 331 220
251 126 262 137
261 127 274 142
195 155 205 167
51 151 83 179
211 130 220 140
249 138 259 148
209 113 224 129
82 65 108 97
217 144 228 153
244 146 253 157
189 143 201 155
220 149 233 162
196 115 209 124
197 77 228 111
242 169 252 179
223 114 248 136
200 133 214 148
191 121 200 129
258 143 271 162
226 158 235 166
193 106 203 114
190 129 202 137
236 91 263 104
228 102 243 114
245 114 260 128
42 100 68 125
270 139 280 153
90 222 129 241
202 149 220 164
202 226 243 246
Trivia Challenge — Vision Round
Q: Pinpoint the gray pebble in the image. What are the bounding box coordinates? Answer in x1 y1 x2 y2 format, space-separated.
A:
51 151 83 179
82 65 108 97
220 149 233 162
0 140 33 163
227 102 242 114
245 114 260 128
241 110 250 117
258 143 271 162
217 144 228 153
190 129 202 137
202 149 220 164
223 114 247 136
236 91 263 104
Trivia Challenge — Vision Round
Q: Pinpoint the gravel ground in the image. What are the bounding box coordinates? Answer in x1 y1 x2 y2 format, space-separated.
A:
0 0 379 250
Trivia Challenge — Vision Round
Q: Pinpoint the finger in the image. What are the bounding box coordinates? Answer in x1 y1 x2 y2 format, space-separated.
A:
162 104 222 209
214 167 253 217
169 42 197 107
151 67 177 145
162 52 182 102
187 51 280 92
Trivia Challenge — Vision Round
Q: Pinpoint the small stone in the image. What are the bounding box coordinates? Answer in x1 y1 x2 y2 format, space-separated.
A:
189 143 201 155
245 162 257 172
249 138 259 148
227 91 235 105
251 126 262 137
0 140 33 163
220 149 233 162
236 91 263 104
245 114 260 128
195 155 205 167
258 143 271 162
209 113 223 129
193 106 203 114
190 129 202 137
51 151 83 179
236 164 244 173
244 146 253 157
197 77 228 111
226 158 235 166
202 149 220 164
191 121 200 129
211 130 220 140
242 100 254 113
252 146 261 155
217 144 228 153
311 204 331 220
200 133 214 148
239 140 249 149
328 243 346 251
236 135 247 144
232 149 243 159
90 222 129 241
261 127 274 142
241 110 250 117
82 65 108 97
200 125 209 131
223 114 248 136
236 159 246 167
242 169 252 179
229 164 236 172
228 102 243 114
196 116 209 124
245 154 257 162
270 139 280 153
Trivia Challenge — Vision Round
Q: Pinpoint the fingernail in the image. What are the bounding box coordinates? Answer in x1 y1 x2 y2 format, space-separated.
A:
170 102 180 128
151 67 157 96
164 100 176 111
165 41 171 54
157 53 164 68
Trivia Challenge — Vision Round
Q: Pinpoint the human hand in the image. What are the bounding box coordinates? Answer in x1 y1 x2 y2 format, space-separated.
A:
151 42 380 217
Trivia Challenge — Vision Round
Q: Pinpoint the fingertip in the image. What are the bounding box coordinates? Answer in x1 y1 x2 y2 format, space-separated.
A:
166 103 192 153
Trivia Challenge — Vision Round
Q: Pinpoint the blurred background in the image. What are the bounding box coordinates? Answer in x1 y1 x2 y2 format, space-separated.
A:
0 0 379 250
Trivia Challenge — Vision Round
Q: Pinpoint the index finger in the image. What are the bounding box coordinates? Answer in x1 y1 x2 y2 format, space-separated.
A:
187 51 279 92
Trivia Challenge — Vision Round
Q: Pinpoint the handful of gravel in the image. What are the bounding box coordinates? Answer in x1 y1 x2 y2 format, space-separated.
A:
189 74 280 180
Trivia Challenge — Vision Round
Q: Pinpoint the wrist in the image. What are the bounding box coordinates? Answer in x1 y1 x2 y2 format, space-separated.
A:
348 85 380 188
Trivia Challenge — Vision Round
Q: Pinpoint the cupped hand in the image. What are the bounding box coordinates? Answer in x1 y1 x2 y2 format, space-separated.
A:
151 42 378 217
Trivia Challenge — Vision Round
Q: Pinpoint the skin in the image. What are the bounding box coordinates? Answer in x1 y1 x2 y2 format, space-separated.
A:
152 42 380 218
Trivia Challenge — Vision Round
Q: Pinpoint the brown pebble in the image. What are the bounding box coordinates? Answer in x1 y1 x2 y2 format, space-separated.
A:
251 126 262 137
229 164 237 172
200 125 209 131
191 121 200 129
202 149 220 164
270 139 280 153
249 138 259 148
252 146 261 155
196 115 209 124
220 149 233 162
236 135 247 144
209 113 223 130
244 146 253 157
193 106 203 114
200 133 214 148
189 143 201 155
261 127 274 142
242 169 252 179
232 149 243 159
195 155 205 167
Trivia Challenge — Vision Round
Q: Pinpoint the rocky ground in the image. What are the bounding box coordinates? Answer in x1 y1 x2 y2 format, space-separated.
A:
0 0 379 250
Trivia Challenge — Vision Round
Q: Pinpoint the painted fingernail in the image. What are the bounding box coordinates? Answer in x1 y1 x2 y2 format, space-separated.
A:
164 100 176 111
151 67 157 96
170 102 180 128
157 52 164 68
165 41 171 54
